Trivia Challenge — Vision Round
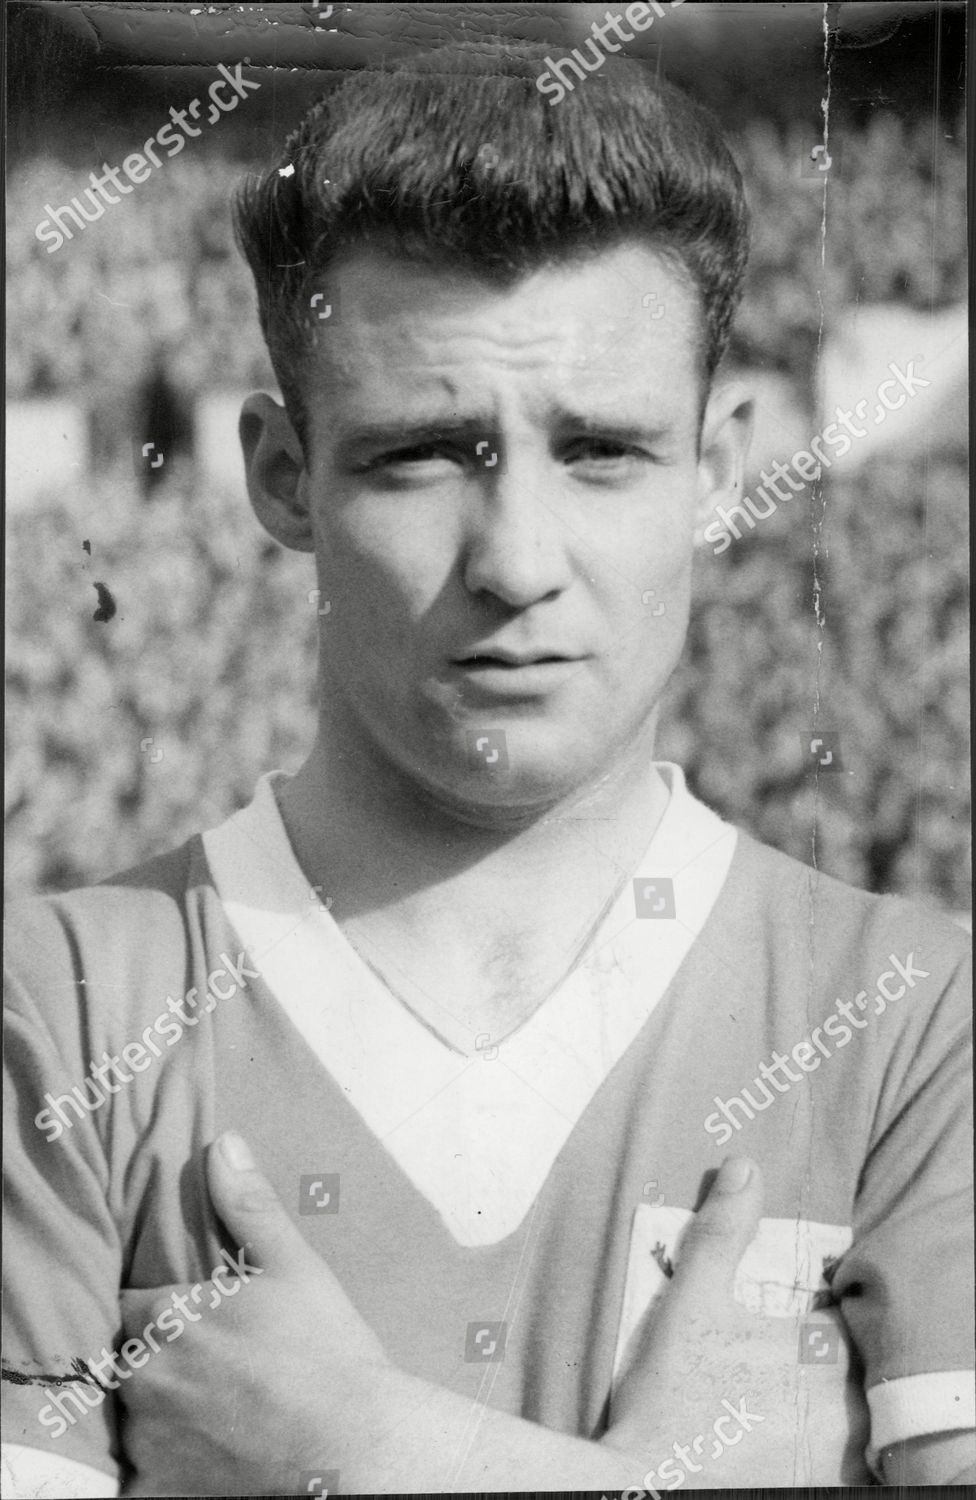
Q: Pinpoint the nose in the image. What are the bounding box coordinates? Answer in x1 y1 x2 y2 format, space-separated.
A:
461 458 574 609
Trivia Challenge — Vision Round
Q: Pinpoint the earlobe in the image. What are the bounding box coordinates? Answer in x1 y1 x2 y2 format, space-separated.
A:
693 381 755 546
239 393 314 553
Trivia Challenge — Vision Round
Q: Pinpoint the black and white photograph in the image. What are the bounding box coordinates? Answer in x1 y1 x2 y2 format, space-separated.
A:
3 1 972 1494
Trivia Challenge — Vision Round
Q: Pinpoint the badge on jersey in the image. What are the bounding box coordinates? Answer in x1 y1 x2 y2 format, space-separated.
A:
611 1205 853 1389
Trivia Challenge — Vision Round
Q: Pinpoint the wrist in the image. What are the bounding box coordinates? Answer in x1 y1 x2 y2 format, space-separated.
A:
293 1348 403 1483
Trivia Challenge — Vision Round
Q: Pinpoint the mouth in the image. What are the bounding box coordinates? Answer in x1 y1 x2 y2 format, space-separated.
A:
453 649 580 669
446 649 587 698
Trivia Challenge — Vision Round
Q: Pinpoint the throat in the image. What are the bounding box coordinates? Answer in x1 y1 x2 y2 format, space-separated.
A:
338 861 632 1056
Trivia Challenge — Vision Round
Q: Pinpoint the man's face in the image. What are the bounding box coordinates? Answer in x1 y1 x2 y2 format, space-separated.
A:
298 241 716 812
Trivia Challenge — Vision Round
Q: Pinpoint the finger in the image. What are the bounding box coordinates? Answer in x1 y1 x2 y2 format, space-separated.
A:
607 1158 764 1439
206 1131 319 1279
630 1157 763 1364
669 1155 764 1301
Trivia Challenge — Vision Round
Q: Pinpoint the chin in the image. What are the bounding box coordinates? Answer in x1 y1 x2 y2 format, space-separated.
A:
417 728 606 825
426 770 577 829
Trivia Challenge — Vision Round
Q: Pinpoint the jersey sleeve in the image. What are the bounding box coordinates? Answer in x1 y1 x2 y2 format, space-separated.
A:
3 947 124 1482
829 932 974 1473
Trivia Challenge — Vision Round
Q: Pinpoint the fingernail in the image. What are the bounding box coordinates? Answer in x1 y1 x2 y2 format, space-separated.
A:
220 1132 255 1172
717 1157 752 1193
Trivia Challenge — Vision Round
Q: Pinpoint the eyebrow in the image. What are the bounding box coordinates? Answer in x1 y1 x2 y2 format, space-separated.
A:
555 412 675 445
332 407 676 461
334 418 479 458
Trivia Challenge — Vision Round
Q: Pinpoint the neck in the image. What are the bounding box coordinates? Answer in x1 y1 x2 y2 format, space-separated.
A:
277 709 670 903
275 711 673 1047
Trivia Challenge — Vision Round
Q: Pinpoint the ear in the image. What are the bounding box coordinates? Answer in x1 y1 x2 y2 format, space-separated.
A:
693 380 754 548
239 393 314 553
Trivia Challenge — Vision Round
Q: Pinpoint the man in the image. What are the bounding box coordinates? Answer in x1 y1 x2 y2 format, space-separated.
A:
4 39 973 1495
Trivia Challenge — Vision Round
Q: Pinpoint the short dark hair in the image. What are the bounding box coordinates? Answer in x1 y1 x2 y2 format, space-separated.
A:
234 39 749 448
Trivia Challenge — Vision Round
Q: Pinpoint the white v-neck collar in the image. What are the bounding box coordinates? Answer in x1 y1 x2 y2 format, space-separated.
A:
202 764 737 1247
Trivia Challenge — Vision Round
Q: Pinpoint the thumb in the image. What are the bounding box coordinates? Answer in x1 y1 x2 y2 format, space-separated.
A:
669 1155 764 1303
207 1131 317 1279
607 1157 763 1441
629 1157 763 1371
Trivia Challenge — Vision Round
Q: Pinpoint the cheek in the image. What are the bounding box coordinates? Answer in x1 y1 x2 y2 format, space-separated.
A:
594 517 693 683
594 495 695 608
316 496 456 615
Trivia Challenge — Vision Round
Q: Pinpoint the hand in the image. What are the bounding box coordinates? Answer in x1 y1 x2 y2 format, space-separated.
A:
119 1132 391 1497
603 1157 866 1488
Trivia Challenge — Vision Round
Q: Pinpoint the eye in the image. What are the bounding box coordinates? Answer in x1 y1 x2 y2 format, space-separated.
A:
360 443 462 485
380 443 457 468
567 438 635 461
386 444 448 464
562 436 651 479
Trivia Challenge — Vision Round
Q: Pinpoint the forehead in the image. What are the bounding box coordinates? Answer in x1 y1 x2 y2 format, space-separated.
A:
303 241 703 426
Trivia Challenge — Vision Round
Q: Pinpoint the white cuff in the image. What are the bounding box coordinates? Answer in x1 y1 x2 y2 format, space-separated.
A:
867 1370 976 1472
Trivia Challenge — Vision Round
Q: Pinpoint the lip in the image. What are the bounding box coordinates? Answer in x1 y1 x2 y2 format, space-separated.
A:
452 647 582 668
447 653 587 696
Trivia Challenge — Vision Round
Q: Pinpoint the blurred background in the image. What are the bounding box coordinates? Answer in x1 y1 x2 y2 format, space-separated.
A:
6 1 969 917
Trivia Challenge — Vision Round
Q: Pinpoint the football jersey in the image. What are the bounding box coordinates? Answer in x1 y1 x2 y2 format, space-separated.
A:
3 764 973 1493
